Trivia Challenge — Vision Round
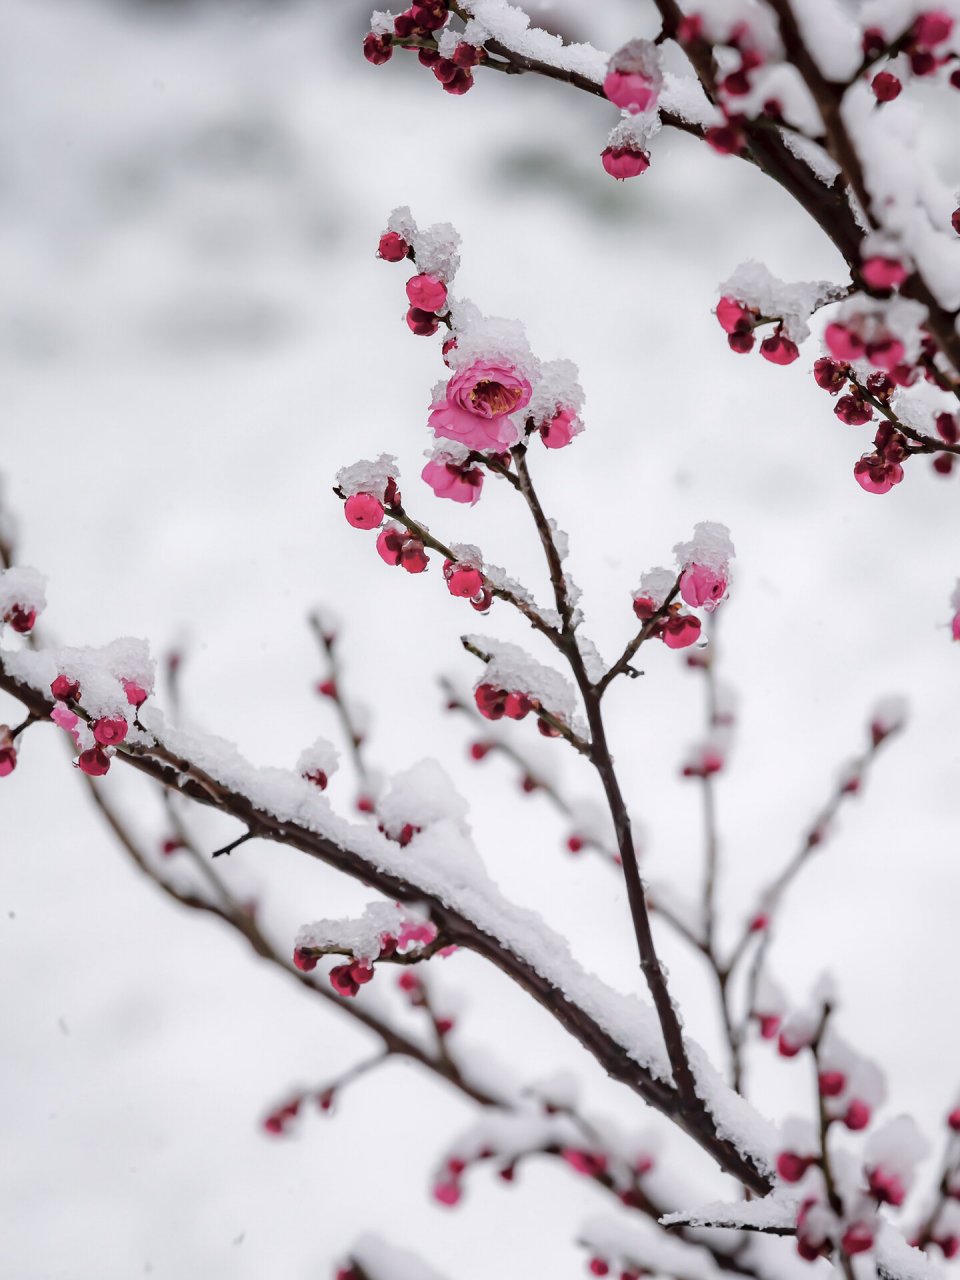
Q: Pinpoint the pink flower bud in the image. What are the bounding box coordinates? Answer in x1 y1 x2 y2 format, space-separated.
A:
406 306 441 336
872 71 902 101
818 1070 846 1096
716 295 754 334
92 717 128 747
842 1223 875 1256
541 407 580 449
760 331 800 365
813 357 848 393
567 835 584 853
601 146 650 180
293 947 318 972
378 230 408 261
51 674 81 702
705 124 745 156
470 587 493 613
588 1260 609 1278
562 1148 607 1177
777 1151 815 1182
475 684 506 720
914 11 954 47
421 458 484 504
433 1180 461 1206
406 273 448 313
0 736 17 777
445 563 484 598
854 455 904 494
862 256 908 290
452 41 484 68
603 69 658 113
344 493 385 529
948 1107 960 1130
122 679 149 708
400 540 429 573
758 1013 781 1039
469 741 491 761
680 563 727 611
362 32 393 64
749 913 769 932
868 1166 906 1206
4 603 36 634
329 963 361 998
835 395 874 426
661 613 701 649
727 330 755 354
844 1099 872 1130
77 747 111 777
953 209 960 236
824 322 866 362
503 691 532 720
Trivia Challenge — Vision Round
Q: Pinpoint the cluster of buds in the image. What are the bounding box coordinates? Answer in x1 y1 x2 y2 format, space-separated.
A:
867 10 957 101
677 18 769 157
363 5 486 97
474 683 562 738
631 594 701 649
377 226 453 336
824 315 913 377
376 524 429 574
716 296 799 363
263 1086 336 1138
599 40 663 180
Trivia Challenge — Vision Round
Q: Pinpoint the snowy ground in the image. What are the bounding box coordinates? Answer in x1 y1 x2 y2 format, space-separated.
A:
2 2 960 1277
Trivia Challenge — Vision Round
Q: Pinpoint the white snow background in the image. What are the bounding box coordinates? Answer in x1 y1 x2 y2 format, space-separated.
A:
1 1 959 1277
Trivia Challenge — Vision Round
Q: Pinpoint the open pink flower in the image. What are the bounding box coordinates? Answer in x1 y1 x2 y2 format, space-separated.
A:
429 360 531 452
421 457 483 504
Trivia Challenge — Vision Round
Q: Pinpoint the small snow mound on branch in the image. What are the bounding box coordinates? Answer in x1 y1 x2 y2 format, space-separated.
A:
336 454 399 500
865 1115 930 1195
467 635 581 728
351 1233 451 1280
719 262 844 344
296 901 433 962
673 522 735 577
0 566 47 626
579 1213 724 1280
448 542 483 570
461 0 607 81
659 71 724 128
792 0 862 81
368 11 396 38
296 737 339 780
47 637 154 719
875 1219 947 1280
659 1190 799 1232
636 566 676 609
378 759 470 839
779 130 841 185
527 358 585 426
387 206 461 283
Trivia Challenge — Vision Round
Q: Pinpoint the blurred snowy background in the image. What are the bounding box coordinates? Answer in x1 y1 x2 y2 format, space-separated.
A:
2 1 959 1277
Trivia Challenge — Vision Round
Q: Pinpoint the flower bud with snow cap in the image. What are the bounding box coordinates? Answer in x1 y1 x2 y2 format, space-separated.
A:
604 39 663 114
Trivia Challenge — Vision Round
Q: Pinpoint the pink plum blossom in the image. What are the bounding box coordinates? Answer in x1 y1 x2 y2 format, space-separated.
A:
540 407 580 449
421 457 483 504
406 273 448 313
429 360 531 452
344 493 385 529
680 563 727 611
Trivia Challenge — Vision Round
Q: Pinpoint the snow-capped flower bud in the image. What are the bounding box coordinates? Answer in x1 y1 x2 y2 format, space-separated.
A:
871 71 902 101
92 717 128 747
862 256 908 291
406 273 448 313
344 493 385 529
760 330 800 365
603 39 662 114
4 604 36 634
452 41 484 68
378 230 408 261
601 146 650 180
51 674 81 702
77 747 111 777
329 963 361 998
867 1166 906 1206
406 307 441 336
363 32 393 64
